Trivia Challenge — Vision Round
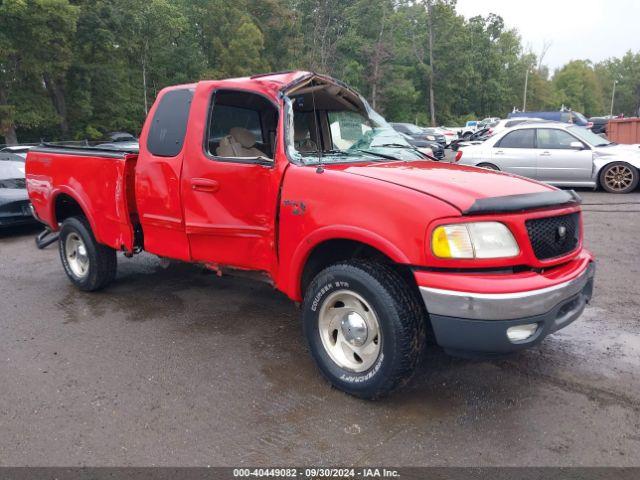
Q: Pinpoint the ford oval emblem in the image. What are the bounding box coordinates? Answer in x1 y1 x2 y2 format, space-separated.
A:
557 225 567 240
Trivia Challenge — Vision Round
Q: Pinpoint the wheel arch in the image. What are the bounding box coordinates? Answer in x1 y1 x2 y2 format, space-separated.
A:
50 189 99 240
284 226 415 302
594 159 640 189
477 162 500 171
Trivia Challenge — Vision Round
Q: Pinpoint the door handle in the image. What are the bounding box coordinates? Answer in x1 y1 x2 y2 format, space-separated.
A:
540 151 551 156
191 178 220 193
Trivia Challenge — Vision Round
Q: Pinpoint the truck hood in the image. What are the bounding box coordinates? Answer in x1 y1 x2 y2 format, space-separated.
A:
337 161 554 213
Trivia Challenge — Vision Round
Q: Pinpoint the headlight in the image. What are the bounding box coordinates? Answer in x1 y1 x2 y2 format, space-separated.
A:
426 135 436 141
431 222 519 259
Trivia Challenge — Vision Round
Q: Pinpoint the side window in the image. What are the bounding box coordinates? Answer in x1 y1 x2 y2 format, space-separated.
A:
147 88 193 157
328 111 372 150
497 129 534 148
206 90 278 160
537 129 577 149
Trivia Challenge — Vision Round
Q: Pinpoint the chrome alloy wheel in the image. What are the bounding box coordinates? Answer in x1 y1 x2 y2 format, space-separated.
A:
65 232 89 278
318 290 381 372
604 164 634 192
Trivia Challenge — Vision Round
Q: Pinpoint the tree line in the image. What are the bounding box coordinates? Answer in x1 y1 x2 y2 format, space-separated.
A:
1 0 639 145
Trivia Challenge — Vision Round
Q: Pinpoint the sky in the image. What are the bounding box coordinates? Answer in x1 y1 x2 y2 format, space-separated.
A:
455 0 640 72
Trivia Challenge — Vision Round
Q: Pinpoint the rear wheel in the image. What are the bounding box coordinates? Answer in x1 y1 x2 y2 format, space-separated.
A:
599 162 639 193
477 162 500 171
59 216 117 291
302 261 426 399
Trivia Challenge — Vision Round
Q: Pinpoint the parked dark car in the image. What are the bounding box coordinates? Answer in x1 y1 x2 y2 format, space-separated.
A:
105 131 138 143
0 152 37 227
589 117 609 135
508 110 591 127
390 122 446 147
0 145 33 158
421 127 447 147
398 132 445 159
97 141 140 152
450 127 493 151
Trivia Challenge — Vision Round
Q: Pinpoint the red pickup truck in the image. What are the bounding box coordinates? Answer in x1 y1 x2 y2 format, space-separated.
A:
26 71 595 398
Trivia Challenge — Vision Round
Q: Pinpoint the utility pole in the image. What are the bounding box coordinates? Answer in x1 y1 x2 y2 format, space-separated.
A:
610 79 618 117
427 0 436 126
522 68 529 112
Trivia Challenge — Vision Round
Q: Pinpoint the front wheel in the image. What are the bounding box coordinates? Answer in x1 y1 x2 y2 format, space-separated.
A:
59 216 117 291
599 162 639 193
302 261 426 399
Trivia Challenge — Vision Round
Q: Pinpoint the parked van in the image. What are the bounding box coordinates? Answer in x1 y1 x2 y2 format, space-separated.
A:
508 110 591 127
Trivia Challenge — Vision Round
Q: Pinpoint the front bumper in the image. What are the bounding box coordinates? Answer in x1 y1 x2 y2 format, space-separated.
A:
418 260 595 357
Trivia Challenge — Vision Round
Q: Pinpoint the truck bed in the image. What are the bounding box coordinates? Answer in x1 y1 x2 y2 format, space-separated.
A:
26 146 139 253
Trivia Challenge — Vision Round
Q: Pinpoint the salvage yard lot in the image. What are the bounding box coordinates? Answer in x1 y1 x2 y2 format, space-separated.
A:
1 190 639 466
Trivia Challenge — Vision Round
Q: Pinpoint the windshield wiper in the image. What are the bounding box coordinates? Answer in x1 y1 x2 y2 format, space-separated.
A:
372 143 430 159
351 149 400 160
374 143 415 149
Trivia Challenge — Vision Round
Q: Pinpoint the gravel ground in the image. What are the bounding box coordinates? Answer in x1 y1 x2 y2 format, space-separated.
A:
0 190 639 467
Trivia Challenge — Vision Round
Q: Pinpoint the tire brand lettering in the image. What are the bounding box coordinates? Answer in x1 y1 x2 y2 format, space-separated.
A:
310 281 350 312
340 353 384 383
311 283 333 312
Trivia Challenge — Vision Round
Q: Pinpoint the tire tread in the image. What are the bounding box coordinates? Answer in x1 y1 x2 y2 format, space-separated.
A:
599 162 639 194
304 260 426 398
59 216 117 291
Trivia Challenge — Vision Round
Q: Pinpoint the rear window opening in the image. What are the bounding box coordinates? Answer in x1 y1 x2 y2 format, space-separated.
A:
206 90 279 160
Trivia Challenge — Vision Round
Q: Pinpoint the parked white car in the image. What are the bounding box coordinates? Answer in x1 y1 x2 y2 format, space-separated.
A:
458 122 640 193
459 120 479 138
478 117 500 128
489 117 544 136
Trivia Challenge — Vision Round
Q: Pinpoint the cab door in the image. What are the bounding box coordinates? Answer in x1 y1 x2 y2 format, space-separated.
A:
535 128 594 184
180 86 282 273
491 128 537 179
136 87 194 261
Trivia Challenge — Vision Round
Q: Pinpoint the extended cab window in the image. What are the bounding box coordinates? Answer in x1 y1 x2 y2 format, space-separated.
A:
497 129 534 148
147 88 193 157
206 90 278 160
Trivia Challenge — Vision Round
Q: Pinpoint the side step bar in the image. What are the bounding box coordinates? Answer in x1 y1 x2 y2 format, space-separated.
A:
35 228 59 249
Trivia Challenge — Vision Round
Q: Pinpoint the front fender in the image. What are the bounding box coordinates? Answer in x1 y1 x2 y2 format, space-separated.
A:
283 225 412 301
593 153 640 181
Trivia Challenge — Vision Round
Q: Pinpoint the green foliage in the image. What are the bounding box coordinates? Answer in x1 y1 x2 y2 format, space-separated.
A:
0 0 638 143
220 22 269 77
552 60 604 115
595 51 640 117
0 0 79 141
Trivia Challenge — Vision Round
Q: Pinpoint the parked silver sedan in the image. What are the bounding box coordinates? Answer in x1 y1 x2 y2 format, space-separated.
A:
458 122 640 193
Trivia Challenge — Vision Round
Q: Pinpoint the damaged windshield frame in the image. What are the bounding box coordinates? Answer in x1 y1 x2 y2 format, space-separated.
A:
283 82 426 166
